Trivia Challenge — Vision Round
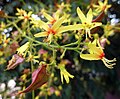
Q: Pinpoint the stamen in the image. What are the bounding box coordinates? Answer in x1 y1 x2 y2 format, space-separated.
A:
87 30 91 38
102 5 106 11
102 57 116 69
104 58 116 63
102 59 114 69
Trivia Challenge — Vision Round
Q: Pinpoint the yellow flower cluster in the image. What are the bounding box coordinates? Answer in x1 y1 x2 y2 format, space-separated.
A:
14 1 116 85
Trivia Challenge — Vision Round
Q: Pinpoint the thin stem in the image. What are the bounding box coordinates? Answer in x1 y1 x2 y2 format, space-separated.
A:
29 41 35 98
24 36 82 51
63 41 78 47
45 93 48 99
30 54 35 99
29 34 35 99
6 19 21 28
12 21 22 34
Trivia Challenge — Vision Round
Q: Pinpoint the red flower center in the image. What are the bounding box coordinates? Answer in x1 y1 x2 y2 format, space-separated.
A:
102 5 106 11
47 28 56 35
99 52 105 59
24 16 29 20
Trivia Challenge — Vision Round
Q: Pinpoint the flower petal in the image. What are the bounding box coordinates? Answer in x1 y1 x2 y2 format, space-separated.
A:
54 10 60 20
87 9 93 24
34 32 48 37
46 33 53 43
90 22 102 29
77 7 86 23
57 24 83 34
28 11 32 16
88 43 103 55
43 12 53 21
98 1 103 6
38 20 49 31
60 72 64 83
104 0 108 5
80 54 100 60
88 39 103 55
52 15 67 31
64 74 69 83
17 42 29 54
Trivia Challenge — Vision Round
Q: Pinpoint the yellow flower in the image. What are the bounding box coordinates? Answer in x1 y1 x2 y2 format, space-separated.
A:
93 0 111 13
0 22 6 31
57 2 71 12
18 10 32 22
26 51 39 63
55 90 61 96
2 34 10 47
80 39 116 69
42 10 60 24
34 14 82 42
104 24 114 37
17 42 29 55
16 8 26 16
21 74 27 81
58 64 74 83
77 7 102 38
0 58 6 64
42 10 70 25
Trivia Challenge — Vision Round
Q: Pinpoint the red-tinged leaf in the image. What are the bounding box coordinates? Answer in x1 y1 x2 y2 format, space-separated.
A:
6 54 24 70
18 65 49 94
92 11 105 22
91 11 105 34
0 10 5 17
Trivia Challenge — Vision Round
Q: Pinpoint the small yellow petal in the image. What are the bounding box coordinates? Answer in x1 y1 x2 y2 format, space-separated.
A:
34 32 48 37
17 42 29 54
28 11 32 16
77 7 86 23
87 9 93 24
61 72 64 83
16 8 20 12
43 12 53 21
47 33 53 43
104 0 108 5
38 20 49 31
80 54 100 60
92 4 99 8
52 15 67 31
64 74 69 83
98 1 103 6
54 10 60 20
90 22 102 29
88 39 104 55
57 24 83 34
67 72 74 79
88 43 103 55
